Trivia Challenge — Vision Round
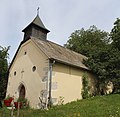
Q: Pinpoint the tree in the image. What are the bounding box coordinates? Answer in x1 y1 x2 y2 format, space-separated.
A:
109 18 120 92
110 18 120 50
84 45 120 93
64 25 109 57
0 46 10 100
85 20 120 92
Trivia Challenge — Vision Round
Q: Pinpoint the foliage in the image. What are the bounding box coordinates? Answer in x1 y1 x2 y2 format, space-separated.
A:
0 94 120 117
110 18 120 50
64 25 109 57
84 45 120 93
0 46 10 100
17 97 29 108
4 94 11 100
109 18 120 92
81 73 90 99
58 96 64 105
17 97 27 103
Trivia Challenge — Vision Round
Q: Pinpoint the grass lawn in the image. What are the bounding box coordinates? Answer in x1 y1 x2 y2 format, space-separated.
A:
0 94 120 117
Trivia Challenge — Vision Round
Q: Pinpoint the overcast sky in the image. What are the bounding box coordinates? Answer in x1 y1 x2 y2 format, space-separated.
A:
0 0 120 62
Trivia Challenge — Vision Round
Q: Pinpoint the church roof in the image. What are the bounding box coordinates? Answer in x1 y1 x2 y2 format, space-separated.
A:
31 37 89 70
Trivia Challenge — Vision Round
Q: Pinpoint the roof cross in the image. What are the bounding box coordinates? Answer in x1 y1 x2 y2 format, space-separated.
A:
37 7 40 16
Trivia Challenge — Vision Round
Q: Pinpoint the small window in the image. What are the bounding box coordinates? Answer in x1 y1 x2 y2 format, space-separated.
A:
32 66 36 72
24 51 27 55
14 71 16 76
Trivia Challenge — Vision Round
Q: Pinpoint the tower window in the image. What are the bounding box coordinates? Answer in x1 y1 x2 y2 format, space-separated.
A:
32 66 36 72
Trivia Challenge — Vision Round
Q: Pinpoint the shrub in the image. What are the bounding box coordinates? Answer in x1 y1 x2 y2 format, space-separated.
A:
81 73 90 99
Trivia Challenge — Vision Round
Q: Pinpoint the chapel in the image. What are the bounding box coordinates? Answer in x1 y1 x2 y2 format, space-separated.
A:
6 13 95 108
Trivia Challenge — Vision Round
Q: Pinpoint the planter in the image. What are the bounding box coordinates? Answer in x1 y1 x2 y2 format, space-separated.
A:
4 97 14 107
4 100 11 107
14 102 22 109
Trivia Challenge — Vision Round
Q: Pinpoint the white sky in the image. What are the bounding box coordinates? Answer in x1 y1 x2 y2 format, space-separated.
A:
0 0 120 62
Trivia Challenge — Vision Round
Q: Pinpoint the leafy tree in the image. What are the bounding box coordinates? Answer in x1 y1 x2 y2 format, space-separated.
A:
84 45 120 93
64 25 109 57
0 46 10 100
109 18 120 92
110 18 120 50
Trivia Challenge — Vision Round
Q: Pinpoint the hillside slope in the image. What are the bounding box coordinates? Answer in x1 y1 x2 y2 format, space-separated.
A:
0 94 120 117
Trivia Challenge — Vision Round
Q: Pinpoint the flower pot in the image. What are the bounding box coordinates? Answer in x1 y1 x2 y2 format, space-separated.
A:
4 97 14 107
14 102 22 109
4 100 11 107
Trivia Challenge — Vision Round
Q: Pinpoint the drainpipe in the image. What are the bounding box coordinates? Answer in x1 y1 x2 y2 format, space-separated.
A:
47 60 55 108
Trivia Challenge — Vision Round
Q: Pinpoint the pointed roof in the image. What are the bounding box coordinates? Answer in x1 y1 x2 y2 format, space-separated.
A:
32 15 45 28
22 15 50 32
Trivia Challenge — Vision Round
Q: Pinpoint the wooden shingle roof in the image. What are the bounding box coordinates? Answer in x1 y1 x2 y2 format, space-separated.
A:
32 37 89 70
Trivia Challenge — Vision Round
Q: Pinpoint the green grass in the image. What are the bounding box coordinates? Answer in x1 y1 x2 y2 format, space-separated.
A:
0 94 120 117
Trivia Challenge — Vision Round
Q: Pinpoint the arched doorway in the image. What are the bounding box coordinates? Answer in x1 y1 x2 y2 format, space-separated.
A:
18 84 26 98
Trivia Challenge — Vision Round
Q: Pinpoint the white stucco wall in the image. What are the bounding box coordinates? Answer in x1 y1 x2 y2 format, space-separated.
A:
7 39 48 108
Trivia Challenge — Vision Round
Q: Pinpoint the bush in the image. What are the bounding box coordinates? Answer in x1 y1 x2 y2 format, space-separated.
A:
81 73 90 99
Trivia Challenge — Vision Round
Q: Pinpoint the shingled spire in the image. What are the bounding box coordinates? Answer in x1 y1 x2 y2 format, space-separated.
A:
22 14 50 41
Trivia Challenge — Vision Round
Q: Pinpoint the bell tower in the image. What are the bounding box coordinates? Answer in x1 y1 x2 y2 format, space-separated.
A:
22 13 50 41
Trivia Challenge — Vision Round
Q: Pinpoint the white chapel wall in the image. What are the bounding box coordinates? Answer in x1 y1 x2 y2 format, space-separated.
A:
6 39 48 108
